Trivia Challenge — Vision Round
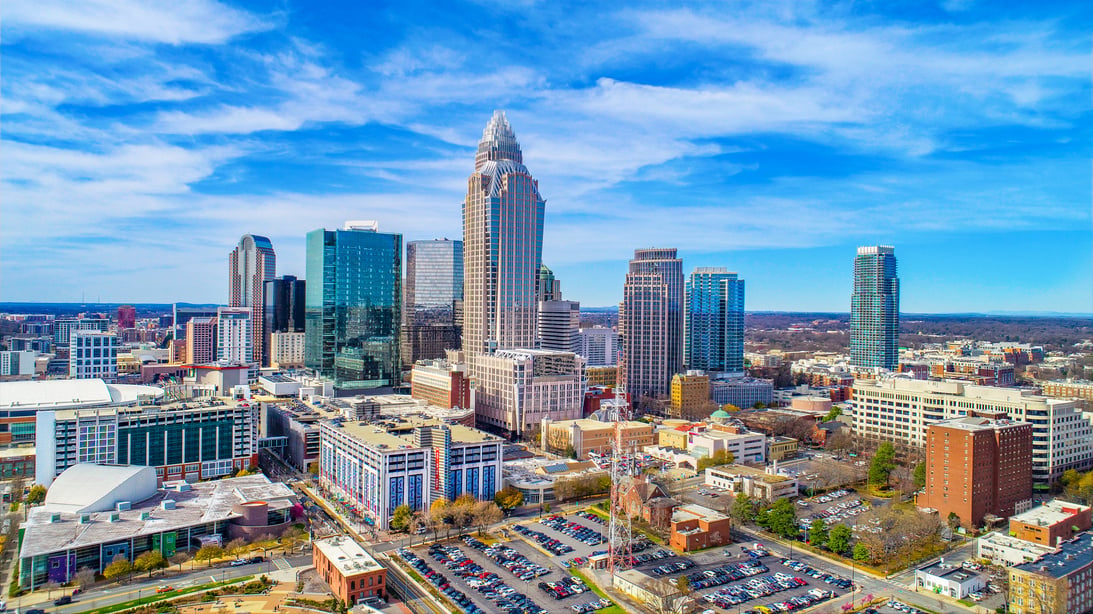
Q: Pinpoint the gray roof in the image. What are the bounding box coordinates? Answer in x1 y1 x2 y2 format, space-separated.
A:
20 474 295 559
1013 532 1093 578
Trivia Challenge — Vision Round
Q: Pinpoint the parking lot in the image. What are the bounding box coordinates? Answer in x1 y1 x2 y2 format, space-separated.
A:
794 489 869 531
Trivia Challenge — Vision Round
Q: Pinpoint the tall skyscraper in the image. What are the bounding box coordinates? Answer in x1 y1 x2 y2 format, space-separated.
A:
462 111 545 358
537 264 561 302
305 221 402 391
229 235 276 366
619 248 683 400
850 245 900 371
216 307 253 364
403 239 463 365
265 275 306 334
684 268 745 376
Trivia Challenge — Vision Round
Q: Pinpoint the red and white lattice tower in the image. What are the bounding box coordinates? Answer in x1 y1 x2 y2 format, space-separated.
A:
607 388 635 585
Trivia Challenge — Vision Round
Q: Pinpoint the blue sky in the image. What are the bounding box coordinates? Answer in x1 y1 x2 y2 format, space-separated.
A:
2 0 1090 312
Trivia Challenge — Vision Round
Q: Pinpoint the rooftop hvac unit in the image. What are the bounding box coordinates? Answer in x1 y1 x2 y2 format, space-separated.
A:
116 501 132 511
79 514 91 524
161 500 176 510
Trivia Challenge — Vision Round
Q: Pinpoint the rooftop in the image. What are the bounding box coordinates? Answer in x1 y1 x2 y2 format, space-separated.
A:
706 464 794 483
1010 500 1091 528
672 503 728 524
0 379 164 410
1013 532 1093 578
918 562 982 583
930 416 1026 432
21 473 295 559
327 416 501 450
313 536 383 575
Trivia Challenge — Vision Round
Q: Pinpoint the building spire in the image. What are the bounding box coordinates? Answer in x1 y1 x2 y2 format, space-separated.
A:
475 109 523 169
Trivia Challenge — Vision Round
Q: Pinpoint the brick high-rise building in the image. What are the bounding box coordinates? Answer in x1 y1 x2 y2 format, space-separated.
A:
116 305 136 330
919 416 1033 528
185 317 217 364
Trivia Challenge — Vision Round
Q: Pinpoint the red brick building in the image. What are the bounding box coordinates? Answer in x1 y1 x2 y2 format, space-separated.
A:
669 504 732 552
1008 500 1092 547
313 536 387 605
918 417 1033 528
621 475 678 529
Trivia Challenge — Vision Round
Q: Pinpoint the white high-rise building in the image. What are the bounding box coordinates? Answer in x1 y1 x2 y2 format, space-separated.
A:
473 349 585 437
217 307 253 364
851 378 1093 483
270 332 305 368
539 300 580 353
578 327 618 366
69 331 118 382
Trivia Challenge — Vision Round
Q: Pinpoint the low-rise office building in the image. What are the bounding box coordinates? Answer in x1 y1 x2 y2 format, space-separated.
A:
18 465 296 589
540 418 654 460
313 536 387 605
976 532 1056 567
767 436 799 461
1008 533 1093 614
914 563 986 600
319 419 503 528
704 465 799 501
1008 500 1092 547
669 504 732 552
410 358 473 410
709 377 773 409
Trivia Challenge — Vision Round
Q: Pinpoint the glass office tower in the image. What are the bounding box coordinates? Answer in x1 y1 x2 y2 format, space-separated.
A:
684 268 745 376
403 239 463 364
265 275 306 333
305 222 402 391
850 245 899 371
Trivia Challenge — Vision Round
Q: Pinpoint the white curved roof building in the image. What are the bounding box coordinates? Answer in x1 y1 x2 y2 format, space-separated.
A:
0 379 163 411
43 464 158 513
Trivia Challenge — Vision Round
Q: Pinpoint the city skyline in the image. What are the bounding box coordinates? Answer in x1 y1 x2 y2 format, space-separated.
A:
2 1 1089 313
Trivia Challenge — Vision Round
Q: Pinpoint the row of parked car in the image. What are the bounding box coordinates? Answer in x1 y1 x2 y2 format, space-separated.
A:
570 597 612 613
780 559 853 589
741 588 836 614
538 575 589 600
463 535 551 581
685 559 769 589
576 511 605 524
396 548 484 614
541 515 605 546
420 544 548 614
652 559 697 576
514 524 575 555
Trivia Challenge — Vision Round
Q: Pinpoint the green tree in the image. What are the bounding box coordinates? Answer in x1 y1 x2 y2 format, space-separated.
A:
913 462 927 490
696 449 735 472
389 504 413 532
675 575 690 593
766 498 798 538
808 519 828 548
103 555 133 581
194 545 224 564
852 542 870 562
868 442 897 488
134 550 166 577
494 486 524 510
25 484 46 505
752 402 766 409
827 524 852 555
823 407 842 422
730 493 756 524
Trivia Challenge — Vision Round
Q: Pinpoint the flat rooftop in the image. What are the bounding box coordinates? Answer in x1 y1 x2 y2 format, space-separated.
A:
19 474 295 559
313 536 383 575
707 464 794 483
1010 500 1091 527
0 379 163 410
328 416 501 450
918 562 982 583
1014 532 1093 578
931 416 1026 432
672 503 728 524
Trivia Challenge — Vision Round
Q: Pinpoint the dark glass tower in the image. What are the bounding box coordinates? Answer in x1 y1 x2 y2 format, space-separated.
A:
403 239 463 364
684 268 745 375
305 221 402 391
265 275 306 333
850 245 900 370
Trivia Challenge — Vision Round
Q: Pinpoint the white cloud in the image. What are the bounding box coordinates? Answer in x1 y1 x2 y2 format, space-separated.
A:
3 0 272 44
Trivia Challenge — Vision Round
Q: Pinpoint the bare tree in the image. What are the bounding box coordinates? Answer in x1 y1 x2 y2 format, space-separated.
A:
641 577 691 614
74 568 97 591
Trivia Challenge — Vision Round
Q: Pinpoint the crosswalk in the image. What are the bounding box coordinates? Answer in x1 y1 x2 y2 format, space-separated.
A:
273 558 291 570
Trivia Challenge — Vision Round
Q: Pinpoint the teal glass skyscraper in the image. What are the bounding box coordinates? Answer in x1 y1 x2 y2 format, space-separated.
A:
684 267 745 376
305 221 402 391
850 245 899 371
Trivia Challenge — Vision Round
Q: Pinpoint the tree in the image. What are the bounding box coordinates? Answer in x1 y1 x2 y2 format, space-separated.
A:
194 545 224 564
74 567 97 590
170 552 191 573
390 504 413 532
868 442 896 488
43 581 61 598
103 555 133 581
226 537 248 557
730 493 757 524
642 577 689 614
826 429 855 454
913 462 927 490
494 486 524 510
675 575 690 594
808 519 828 549
25 484 46 505
471 501 503 535
852 543 870 562
135 550 167 577
696 449 735 472
827 524 852 555
765 498 798 538
752 402 765 409
823 407 842 422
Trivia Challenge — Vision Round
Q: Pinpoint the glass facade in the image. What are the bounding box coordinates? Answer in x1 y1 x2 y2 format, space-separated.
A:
684 268 745 375
850 246 900 370
463 111 545 357
403 239 463 363
305 225 402 391
265 275 306 333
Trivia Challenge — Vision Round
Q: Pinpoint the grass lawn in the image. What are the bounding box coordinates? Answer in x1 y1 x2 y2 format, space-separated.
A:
569 569 626 614
583 507 665 545
80 576 255 614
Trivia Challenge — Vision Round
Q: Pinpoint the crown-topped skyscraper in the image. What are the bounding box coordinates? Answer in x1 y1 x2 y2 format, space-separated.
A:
462 110 546 357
